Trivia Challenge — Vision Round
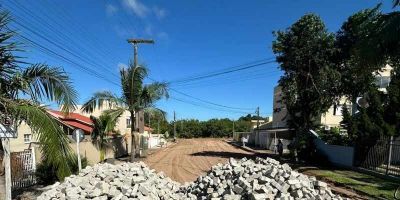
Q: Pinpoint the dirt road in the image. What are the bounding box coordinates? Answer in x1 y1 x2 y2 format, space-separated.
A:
143 138 252 183
143 138 368 199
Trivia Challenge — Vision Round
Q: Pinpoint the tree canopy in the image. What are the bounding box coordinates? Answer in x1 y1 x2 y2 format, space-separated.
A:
272 14 341 148
0 11 78 180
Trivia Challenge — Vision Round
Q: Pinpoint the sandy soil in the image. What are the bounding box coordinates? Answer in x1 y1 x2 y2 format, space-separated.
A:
143 138 368 199
143 138 252 183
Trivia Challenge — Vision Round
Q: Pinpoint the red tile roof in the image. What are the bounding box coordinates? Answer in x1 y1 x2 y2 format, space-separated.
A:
48 110 93 134
48 110 152 135
144 126 153 132
63 120 93 133
48 110 93 125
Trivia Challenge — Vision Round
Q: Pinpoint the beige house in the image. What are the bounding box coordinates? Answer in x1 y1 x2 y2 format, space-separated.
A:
9 104 155 165
272 64 393 130
74 105 152 136
248 65 393 151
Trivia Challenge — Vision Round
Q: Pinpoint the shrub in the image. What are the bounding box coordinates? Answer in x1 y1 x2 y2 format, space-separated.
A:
319 127 352 146
36 156 88 185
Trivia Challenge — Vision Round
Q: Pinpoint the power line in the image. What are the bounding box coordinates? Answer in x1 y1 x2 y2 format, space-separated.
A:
147 76 255 111
169 58 276 84
172 70 282 89
170 88 256 110
14 33 119 86
169 96 253 114
6 1 120 79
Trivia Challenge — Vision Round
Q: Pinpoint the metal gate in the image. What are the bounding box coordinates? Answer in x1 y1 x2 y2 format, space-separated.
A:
355 136 400 177
11 149 36 189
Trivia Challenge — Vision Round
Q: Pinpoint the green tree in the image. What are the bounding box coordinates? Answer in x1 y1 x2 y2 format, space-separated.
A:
81 63 168 161
272 14 341 155
0 12 77 179
144 108 169 135
90 113 118 162
238 114 266 121
337 5 400 137
335 7 381 101
171 118 251 139
385 67 400 135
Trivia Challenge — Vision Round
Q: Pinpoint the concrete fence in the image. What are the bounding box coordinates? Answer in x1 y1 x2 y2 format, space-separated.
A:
246 130 291 151
314 138 354 167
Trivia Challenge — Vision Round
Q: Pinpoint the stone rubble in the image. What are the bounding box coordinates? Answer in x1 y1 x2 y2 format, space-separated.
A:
38 157 349 200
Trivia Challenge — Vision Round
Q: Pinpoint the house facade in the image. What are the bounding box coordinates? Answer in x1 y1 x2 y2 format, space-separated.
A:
248 64 393 151
9 105 156 164
272 64 393 131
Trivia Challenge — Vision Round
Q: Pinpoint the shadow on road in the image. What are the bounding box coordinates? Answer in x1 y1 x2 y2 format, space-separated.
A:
190 141 285 161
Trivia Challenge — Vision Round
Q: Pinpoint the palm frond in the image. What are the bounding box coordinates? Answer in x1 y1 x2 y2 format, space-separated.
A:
81 91 123 113
144 107 167 121
90 115 104 140
120 63 148 110
0 11 20 95
6 99 74 180
393 0 400 8
103 107 126 132
140 82 169 108
19 64 78 113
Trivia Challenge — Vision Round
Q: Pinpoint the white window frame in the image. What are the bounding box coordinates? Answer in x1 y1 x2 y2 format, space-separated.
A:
126 117 131 128
23 133 32 143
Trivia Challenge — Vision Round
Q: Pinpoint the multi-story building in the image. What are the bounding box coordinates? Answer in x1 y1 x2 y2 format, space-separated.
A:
272 64 393 131
248 65 393 151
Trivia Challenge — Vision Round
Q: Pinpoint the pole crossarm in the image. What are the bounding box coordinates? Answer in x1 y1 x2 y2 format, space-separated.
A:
127 39 155 44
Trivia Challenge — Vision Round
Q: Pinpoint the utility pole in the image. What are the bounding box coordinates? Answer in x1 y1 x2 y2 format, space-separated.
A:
181 120 183 134
173 111 176 141
232 119 235 138
127 38 154 160
256 107 260 143
127 39 154 68
149 113 151 129
157 119 160 135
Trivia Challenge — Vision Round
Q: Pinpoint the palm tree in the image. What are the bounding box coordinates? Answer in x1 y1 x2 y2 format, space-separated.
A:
90 113 117 162
0 12 78 179
393 0 400 8
81 62 168 161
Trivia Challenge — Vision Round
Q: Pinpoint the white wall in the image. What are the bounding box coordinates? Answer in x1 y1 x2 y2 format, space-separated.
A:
314 138 354 167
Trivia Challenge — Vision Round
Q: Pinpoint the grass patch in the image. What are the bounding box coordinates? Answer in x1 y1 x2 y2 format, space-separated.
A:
307 169 398 200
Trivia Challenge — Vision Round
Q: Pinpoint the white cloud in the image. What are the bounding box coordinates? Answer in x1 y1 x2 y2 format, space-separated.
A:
153 6 167 19
157 31 168 40
144 25 153 36
122 0 149 18
105 4 118 16
114 25 136 38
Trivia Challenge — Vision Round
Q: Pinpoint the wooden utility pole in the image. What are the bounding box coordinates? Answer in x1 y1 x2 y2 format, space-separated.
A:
256 107 260 143
232 120 235 138
173 111 176 140
149 113 151 129
127 38 154 161
256 107 260 129
127 39 154 68
181 120 183 134
157 120 160 135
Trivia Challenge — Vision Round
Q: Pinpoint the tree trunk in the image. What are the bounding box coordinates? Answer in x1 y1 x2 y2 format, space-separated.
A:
130 110 136 162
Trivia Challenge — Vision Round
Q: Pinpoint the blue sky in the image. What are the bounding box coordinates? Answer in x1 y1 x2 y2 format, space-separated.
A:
1 0 394 121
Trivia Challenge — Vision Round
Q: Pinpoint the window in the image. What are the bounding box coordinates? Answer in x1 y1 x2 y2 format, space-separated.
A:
126 117 131 128
333 105 341 116
333 104 352 116
24 134 31 143
375 76 391 88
